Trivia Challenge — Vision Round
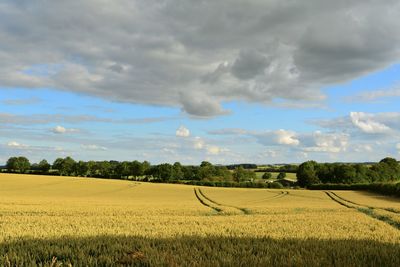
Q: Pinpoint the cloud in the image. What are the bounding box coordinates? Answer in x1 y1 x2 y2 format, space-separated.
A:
208 128 248 135
231 49 269 80
205 145 229 155
4 140 66 153
81 144 107 151
311 112 400 135
175 125 190 137
0 112 176 125
6 141 29 149
193 137 205 150
346 85 400 102
274 129 300 146
350 112 391 134
245 129 300 146
51 125 79 134
301 131 349 153
1 1 400 116
208 126 351 156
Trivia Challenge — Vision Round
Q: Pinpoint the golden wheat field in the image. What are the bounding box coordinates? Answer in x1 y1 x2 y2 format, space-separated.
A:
1 173 400 266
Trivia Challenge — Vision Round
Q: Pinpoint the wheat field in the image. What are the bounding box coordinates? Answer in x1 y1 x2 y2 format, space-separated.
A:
1 173 399 266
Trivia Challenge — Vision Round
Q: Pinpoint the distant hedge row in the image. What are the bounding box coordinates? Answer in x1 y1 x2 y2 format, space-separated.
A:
308 182 400 198
154 180 288 189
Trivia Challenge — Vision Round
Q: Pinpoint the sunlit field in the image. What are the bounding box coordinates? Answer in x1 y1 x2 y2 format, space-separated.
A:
1 173 399 266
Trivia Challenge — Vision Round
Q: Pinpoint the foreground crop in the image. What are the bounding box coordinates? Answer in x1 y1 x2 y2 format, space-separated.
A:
0 174 399 266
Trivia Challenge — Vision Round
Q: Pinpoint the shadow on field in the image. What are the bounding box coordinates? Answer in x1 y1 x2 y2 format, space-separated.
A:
355 190 400 203
1 235 399 266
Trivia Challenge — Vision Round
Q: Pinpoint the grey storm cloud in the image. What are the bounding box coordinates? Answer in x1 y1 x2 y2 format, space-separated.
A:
1 1 400 116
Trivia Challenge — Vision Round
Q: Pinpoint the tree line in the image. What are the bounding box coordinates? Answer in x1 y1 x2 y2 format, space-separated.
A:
4 156 256 183
297 157 400 187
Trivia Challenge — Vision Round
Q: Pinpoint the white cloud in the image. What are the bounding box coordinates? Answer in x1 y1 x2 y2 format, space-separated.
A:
302 131 349 153
175 125 190 137
193 137 205 150
81 144 107 151
397 143 400 154
275 129 300 146
353 144 373 153
206 145 228 155
253 129 299 146
350 112 391 134
6 141 29 149
51 125 79 134
347 85 400 102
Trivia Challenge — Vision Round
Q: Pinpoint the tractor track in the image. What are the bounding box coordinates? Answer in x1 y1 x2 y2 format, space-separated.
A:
193 188 222 213
193 188 251 214
325 191 400 230
244 191 289 205
329 191 400 214
197 189 252 214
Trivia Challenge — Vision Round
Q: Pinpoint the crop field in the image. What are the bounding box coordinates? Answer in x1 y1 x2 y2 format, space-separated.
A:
1 173 400 266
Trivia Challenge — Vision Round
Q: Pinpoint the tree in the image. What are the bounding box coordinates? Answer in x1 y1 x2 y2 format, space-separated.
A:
53 157 76 176
38 159 51 173
277 172 286 179
142 161 151 176
333 164 357 184
233 166 256 182
6 157 18 172
262 172 272 179
116 161 131 178
86 161 98 177
75 161 88 177
198 161 214 180
63 156 76 176
130 160 143 178
6 156 30 173
172 162 184 180
152 163 173 181
297 161 319 187
98 161 111 178
214 166 233 181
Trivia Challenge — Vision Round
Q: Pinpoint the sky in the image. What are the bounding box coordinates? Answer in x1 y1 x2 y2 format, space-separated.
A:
1 0 400 165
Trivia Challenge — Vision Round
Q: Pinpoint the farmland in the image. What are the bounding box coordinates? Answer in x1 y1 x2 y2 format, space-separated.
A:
1 173 400 266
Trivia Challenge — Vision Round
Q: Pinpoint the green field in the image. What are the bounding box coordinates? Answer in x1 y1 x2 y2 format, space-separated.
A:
255 171 297 180
1 173 400 266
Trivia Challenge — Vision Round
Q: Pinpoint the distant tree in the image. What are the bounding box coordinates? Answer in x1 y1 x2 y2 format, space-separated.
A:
75 161 88 177
214 166 233 181
116 161 131 178
52 157 76 176
63 157 76 176
86 161 98 177
98 161 111 178
152 163 173 181
142 161 151 176
233 166 256 182
182 165 199 180
38 159 51 173
172 162 184 180
130 160 143 178
379 157 399 167
6 156 30 173
297 161 319 187
277 172 286 179
198 161 214 180
262 172 272 179
333 164 357 183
